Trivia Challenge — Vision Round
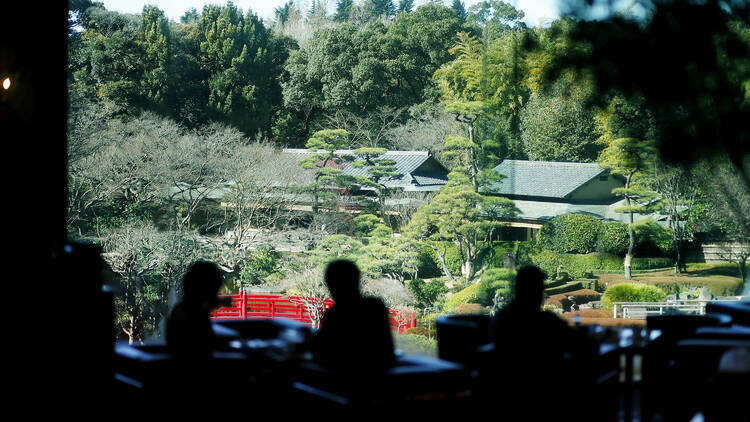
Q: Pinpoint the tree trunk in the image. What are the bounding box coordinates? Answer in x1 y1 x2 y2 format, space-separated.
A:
625 174 634 280
468 122 479 193
431 244 454 281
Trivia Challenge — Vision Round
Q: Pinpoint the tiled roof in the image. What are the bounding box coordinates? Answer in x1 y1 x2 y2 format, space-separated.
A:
484 160 607 199
282 149 448 191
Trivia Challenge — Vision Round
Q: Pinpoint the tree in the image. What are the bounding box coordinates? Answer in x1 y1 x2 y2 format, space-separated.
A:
452 0 467 22
435 32 503 191
324 106 406 148
600 136 657 279
334 0 354 22
67 109 174 235
397 0 414 14
180 8 199 24
467 0 526 43
221 142 307 249
404 171 517 280
140 5 170 112
366 0 396 20
691 155 750 283
542 1 750 213
351 147 403 223
280 4 464 143
651 160 697 274
298 129 355 216
164 124 244 231
519 76 602 162
102 223 202 343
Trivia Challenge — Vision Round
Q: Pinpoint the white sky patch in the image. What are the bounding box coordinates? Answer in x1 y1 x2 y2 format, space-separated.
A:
98 0 563 27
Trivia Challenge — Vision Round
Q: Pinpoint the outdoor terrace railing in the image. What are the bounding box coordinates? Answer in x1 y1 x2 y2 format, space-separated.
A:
210 292 417 333
613 298 744 319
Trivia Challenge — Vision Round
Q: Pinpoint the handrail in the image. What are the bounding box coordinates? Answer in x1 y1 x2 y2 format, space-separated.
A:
210 292 417 333
612 298 743 319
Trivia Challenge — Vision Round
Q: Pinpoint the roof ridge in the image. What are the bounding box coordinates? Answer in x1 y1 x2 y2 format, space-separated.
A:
283 148 429 155
501 159 602 167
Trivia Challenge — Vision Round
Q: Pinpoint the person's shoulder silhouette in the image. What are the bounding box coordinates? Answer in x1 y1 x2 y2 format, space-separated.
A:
492 265 570 348
313 259 395 372
166 261 224 358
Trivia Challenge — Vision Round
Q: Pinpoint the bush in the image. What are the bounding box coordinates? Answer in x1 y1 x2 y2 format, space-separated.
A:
416 247 443 279
531 250 623 280
407 278 448 308
601 283 667 309
444 282 483 312
631 257 673 270
596 222 630 256
544 281 584 296
634 219 674 257
476 268 514 306
416 243 462 277
394 334 437 357
537 214 603 254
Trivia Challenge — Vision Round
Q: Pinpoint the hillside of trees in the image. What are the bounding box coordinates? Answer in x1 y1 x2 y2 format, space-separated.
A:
66 0 750 343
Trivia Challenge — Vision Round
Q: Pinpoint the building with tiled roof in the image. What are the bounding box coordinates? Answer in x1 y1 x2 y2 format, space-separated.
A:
483 160 666 240
282 149 449 193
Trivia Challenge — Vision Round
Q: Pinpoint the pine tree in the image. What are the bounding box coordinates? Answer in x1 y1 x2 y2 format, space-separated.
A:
451 0 467 22
397 0 414 14
335 0 354 22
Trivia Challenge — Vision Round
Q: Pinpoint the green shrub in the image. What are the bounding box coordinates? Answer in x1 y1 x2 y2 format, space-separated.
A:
601 283 667 309
544 281 584 296
416 247 443 279
417 243 462 277
631 257 673 270
476 268 514 306
444 282 483 312
634 219 674 257
531 250 623 280
394 334 438 357
407 278 448 308
596 222 630 256
537 214 603 254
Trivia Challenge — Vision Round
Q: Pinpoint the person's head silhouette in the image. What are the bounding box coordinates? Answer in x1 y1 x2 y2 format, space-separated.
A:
182 261 223 311
512 265 546 311
324 259 361 304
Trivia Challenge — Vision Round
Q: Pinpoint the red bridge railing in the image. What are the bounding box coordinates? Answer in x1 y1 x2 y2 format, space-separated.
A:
210 293 417 334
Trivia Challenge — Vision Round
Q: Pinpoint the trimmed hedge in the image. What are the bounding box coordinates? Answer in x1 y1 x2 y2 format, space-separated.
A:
545 281 584 296
631 257 673 270
444 282 483 312
531 250 624 280
537 214 603 254
600 283 667 309
531 250 675 280
633 219 674 257
596 222 630 256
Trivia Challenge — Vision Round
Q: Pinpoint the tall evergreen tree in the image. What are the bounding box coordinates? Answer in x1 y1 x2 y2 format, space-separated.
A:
334 0 354 22
397 0 414 14
141 6 170 111
452 0 467 22
367 0 396 19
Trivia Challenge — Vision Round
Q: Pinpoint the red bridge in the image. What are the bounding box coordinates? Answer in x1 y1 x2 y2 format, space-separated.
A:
210 293 417 334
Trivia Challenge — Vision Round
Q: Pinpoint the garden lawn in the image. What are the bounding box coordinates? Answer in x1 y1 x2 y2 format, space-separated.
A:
595 263 744 297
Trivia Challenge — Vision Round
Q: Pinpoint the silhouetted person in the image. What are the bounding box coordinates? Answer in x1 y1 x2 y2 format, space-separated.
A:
312 260 396 373
488 265 586 420
166 261 224 359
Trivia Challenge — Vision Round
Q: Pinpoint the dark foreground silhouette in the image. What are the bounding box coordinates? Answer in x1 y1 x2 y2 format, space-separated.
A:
312 259 396 372
487 265 597 420
166 261 224 359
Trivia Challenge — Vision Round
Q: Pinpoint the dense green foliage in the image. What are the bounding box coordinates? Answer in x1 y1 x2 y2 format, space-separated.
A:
600 283 667 309
596 222 630 256
536 214 603 254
